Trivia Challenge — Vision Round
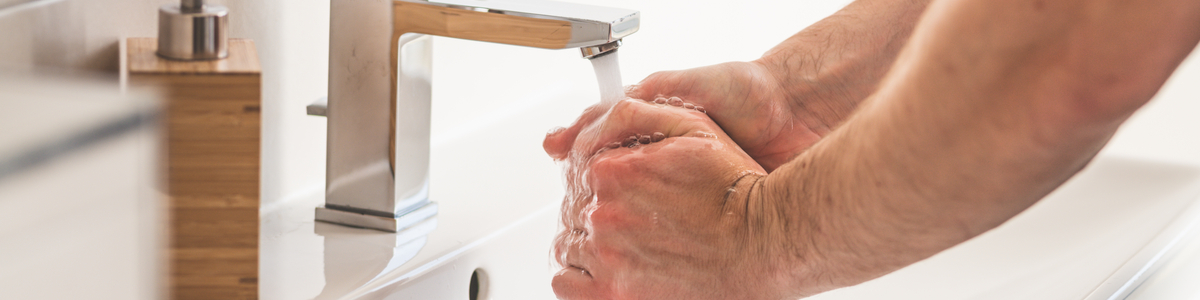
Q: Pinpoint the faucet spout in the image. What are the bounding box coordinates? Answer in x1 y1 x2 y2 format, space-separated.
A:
319 0 638 232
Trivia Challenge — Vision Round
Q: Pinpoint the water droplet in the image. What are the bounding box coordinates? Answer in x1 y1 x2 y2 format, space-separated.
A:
622 135 638 147
668 97 683 106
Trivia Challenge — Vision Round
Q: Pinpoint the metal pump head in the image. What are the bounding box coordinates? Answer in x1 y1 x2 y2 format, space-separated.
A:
157 0 229 60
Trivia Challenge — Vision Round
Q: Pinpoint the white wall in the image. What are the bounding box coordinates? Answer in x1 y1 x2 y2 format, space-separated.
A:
1 0 1198 217
0 0 331 209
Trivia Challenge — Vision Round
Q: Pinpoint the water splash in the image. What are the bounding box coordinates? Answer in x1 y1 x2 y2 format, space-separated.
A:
552 50 627 269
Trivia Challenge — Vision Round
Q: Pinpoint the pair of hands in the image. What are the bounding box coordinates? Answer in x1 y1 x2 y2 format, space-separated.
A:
542 61 865 299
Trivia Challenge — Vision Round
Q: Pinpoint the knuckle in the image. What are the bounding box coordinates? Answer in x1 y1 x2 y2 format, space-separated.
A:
609 98 642 116
593 242 630 267
589 155 635 182
588 203 627 231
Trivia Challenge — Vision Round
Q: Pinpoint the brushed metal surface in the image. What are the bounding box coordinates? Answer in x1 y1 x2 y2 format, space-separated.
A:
320 0 638 231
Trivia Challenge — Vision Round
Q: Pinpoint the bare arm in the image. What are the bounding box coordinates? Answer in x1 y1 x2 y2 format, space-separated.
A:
757 0 932 126
622 0 932 171
758 0 1200 296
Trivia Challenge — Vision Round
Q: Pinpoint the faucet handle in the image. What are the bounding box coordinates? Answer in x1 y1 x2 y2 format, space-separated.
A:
407 0 639 49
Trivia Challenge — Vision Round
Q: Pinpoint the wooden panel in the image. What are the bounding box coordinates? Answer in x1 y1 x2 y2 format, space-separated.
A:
127 38 261 300
393 1 572 49
128 38 261 75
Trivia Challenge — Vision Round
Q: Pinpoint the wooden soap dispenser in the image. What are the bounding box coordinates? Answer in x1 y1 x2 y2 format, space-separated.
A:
125 0 261 298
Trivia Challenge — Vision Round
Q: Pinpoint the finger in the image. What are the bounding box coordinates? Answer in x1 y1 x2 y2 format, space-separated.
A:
626 70 686 101
552 267 605 300
577 99 724 156
545 104 610 160
553 228 601 277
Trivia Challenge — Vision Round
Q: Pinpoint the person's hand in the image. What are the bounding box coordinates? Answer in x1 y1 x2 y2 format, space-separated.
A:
543 99 804 300
625 60 864 172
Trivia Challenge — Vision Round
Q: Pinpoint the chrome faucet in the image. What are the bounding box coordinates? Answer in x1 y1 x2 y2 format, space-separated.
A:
311 0 639 232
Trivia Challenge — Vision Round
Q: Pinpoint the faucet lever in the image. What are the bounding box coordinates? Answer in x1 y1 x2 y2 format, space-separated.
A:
416 0 639 48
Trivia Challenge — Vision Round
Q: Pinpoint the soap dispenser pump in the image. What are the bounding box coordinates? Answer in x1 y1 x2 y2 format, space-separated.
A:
157 0 229 60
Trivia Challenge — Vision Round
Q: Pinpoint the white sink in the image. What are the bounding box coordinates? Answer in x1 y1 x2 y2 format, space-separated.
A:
810 156 1200 300
262 120 1200 299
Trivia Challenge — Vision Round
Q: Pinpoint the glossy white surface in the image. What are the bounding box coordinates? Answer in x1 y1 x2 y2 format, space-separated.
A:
1125 224 1200 299
812 157 1200 300
0 74 162 300
264 148 1200 299
260 74 584 298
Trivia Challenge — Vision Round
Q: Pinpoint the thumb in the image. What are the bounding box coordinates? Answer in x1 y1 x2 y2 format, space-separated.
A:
625 70 685 101
545 104 609 160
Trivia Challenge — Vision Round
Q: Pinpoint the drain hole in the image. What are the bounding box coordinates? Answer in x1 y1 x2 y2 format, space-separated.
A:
469 268 487 300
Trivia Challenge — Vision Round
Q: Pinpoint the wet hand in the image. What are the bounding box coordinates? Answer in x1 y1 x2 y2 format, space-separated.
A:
543 99 800 300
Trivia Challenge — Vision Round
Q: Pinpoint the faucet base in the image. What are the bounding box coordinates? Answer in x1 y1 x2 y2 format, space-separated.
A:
315 202 438 233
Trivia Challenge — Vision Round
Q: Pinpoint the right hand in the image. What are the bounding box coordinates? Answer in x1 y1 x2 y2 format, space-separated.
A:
545 99 806 300
627 60 864 172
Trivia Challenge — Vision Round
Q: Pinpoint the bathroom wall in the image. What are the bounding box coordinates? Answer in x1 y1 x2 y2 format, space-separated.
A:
0 0 331 209
0 0 854 210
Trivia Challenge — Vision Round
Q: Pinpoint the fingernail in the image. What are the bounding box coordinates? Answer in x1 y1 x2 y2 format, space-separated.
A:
654 97 668 104
606 142 621 149
683 103 695 110
638 135 651 144
694 105 705 113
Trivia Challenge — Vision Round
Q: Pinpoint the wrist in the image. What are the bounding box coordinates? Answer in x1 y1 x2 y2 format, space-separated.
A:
738 167 835 298
752 46 864 141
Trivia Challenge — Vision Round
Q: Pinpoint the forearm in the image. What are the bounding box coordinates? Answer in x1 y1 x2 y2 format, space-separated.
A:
754 0 932 127
757 0 1200 296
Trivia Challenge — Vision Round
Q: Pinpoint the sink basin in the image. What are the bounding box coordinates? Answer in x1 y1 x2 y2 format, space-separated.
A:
263 122 1200 300
810 156 1200 300
261 35 1200 300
